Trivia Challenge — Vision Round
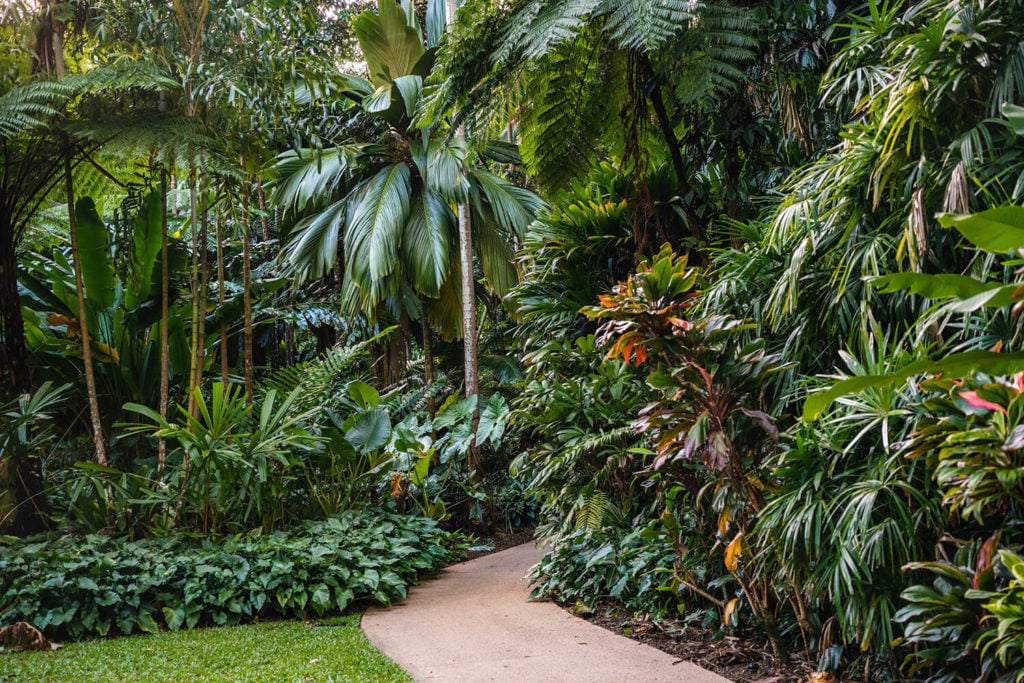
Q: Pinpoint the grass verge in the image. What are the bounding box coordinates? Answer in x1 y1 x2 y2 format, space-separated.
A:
0 616 410 682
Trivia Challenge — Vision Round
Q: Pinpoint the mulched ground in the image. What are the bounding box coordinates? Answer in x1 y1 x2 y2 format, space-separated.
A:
582 599 816 683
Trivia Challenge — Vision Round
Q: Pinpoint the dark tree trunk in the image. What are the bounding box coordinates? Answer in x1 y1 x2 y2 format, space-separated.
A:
0 225 48 535
0 222 31 403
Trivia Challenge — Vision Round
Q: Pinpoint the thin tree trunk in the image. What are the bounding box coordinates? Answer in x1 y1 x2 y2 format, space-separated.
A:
458 204 481 477
65 154 107 466
444 0 482 479
192 192 210 398
241 186 254 404
216 209 228 386
423 321 435 416
256 177 270 242
186 169 201 416
158 171 170 475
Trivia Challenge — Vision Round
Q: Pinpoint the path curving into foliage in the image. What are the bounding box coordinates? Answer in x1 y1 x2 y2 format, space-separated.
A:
361 543 729 682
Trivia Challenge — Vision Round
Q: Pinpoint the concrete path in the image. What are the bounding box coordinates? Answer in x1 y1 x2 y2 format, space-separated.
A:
362 543 731 682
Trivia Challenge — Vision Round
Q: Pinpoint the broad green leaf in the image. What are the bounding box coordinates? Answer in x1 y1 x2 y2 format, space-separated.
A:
348 380 380 409
939 207 1024 254
346 408 391 453
411 451 432 485
871 273 1018 310
1003 102 1024 137
125 191 163 311
803 351 1024 421
74 197 116 311
425 0 446 47
352 0 425 87
476 393 509 447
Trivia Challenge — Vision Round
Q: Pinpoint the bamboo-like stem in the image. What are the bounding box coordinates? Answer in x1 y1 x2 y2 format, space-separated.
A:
64 152 106 466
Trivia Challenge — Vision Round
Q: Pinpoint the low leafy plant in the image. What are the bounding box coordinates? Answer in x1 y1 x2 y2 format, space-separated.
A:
0 508 461 640
530 520 677 617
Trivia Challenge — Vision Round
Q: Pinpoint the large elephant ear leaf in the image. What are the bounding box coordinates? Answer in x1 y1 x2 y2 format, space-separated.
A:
74 197 116 312
353 0 425 87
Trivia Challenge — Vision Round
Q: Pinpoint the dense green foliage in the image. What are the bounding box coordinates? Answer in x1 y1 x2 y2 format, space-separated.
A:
0 509 458 640
9 0 1024 680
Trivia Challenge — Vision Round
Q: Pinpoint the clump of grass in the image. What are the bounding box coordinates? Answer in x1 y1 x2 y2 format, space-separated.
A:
0 617 410 682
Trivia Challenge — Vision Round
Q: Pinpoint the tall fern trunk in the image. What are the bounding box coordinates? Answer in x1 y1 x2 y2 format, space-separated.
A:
157 171 170 474
241 186 254 404
0 219 30 403
216 209 228 386
64 154 107 466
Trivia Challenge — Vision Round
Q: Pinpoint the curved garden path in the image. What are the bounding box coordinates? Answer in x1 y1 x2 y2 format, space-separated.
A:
361 543 730 682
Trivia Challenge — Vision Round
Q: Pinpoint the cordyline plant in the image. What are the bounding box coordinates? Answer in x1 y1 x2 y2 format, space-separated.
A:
582 243 787 644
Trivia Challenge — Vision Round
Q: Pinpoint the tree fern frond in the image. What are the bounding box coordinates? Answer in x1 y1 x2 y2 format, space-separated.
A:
519 37 622 193
599 0 697 52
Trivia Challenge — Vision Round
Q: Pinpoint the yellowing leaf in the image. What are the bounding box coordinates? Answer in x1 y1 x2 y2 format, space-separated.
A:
723 597 740 627
724 532 745 572
717 507 730 535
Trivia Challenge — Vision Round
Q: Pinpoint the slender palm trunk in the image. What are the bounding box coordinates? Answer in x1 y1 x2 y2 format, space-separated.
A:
65 154 107 466
458 204 481 476
423 321 435 416
186 170 201 416
444 0 482 478
158 172 170 474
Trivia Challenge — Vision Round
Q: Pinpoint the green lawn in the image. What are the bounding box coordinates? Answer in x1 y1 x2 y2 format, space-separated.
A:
0 616 411 682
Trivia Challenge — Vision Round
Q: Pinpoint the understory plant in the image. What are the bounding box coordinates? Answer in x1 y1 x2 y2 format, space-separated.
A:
0 508 460 640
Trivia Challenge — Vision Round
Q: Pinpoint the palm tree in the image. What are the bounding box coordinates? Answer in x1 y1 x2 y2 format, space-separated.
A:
273 0 542 390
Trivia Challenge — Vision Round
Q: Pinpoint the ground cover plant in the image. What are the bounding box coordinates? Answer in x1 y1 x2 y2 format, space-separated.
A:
0 617 410 682
0 509 458 640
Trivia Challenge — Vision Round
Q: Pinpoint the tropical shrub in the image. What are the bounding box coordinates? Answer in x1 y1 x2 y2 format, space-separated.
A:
582 244 785 641
0 509 461 640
